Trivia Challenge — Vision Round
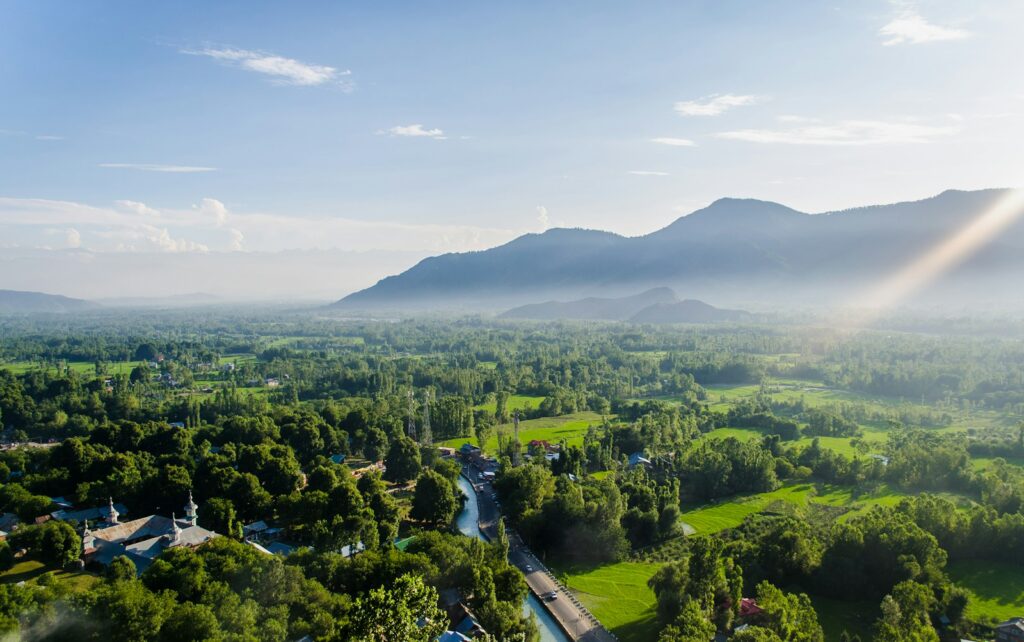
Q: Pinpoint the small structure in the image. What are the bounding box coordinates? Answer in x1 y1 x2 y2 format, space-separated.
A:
329 454 347 465
626 452 651 466
996 618 1024 642
265 378 280 388
739 598 763 619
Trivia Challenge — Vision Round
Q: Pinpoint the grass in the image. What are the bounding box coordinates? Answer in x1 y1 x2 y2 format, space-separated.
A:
0 559 99 592
437 411 604 452
555 561 662 642
1 360 140 377
678 482 913 534
810 594 877 641
948 559 1024 624
473 394 545 414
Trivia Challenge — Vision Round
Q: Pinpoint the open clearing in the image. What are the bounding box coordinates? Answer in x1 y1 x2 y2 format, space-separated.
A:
438 411 604 452
555 561 661 642
948 559 1024 623
473 394 545 414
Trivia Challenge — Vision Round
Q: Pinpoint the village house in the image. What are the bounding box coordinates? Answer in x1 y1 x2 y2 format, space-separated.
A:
996 618 1024 642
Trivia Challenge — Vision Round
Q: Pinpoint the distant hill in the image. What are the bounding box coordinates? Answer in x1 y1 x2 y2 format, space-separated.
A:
500 287 677 321
0 289 96 314
334 189 1024 312
629 299 749 324
501 288 748 323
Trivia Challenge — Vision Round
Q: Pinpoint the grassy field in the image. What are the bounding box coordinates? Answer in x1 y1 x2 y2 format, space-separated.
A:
437 411 604 452
810 594 877 641
555 561 662 642
678 482 912 534
0 559 99 592
948 559 1024 623
1 360 140 376
473 394 545 414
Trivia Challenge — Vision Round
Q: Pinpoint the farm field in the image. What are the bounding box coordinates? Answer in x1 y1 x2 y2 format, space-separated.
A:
702 425 889 458
678 482 914 534
948 559 1024 623
473 394 545 414
0 360 141 376
437 411 604 452
554 561 662 642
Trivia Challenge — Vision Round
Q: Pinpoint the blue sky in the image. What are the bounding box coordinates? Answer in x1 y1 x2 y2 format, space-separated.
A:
1 0 1022 266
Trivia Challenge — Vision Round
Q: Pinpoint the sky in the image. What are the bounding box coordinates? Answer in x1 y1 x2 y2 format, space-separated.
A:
1 0 1022 299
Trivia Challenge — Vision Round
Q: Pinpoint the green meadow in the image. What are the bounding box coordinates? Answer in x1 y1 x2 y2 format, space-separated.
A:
472 394 545 414
555 561 662 642
438 411 604 452
948 560 1024 623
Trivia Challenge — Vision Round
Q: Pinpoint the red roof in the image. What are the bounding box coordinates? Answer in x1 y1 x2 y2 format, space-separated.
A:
739 598 763 618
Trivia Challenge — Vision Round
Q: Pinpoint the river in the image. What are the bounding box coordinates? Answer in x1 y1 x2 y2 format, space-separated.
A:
456 475 570 642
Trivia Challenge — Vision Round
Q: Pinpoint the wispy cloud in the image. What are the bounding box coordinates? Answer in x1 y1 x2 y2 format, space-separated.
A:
99 163 218 173
650 137 697 147
182 47 351 88
35 135 63 141
674 94 761 117
386 124 446 139
536 206 550 231
716 118 957 145
627 170 670 176
0 197 519 255
880 8 971 46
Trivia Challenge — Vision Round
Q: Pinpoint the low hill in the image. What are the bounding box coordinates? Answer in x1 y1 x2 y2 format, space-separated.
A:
500 287 677 321
628 299 749 324
0 289 96 314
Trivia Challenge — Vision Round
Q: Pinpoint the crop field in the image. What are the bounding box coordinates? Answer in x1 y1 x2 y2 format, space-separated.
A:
1 360 140 376
473 394 545 414
438 411 604 452
947 560 1024 623
555 561 662 642
678 483 915 534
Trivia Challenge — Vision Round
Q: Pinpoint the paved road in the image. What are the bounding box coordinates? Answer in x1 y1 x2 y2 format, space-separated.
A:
462 465 617 642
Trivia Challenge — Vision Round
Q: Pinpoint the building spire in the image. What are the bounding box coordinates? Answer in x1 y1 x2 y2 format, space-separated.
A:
170 513 182 542
184 490 199 527
107 497 119 525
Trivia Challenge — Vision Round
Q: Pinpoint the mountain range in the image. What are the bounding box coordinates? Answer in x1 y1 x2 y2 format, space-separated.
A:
334 189 1024 312
500 287 749 323
0 289 97 314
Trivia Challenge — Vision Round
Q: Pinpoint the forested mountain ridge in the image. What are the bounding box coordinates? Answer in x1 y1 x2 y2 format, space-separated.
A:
335 188 1024 311
0 289 97 314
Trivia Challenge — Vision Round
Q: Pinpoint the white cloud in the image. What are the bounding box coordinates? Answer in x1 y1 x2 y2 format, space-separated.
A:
35 135 64 141
195 198 229 226
183 47 350 88
628 170 670 176
115 200 160 216
674 94 761 116
0 197 520 255
536 206 550 231
716 119 957 145
227 229 245 251
880 9 971 46
100 163 218 173
387 124 446 139
65 228 81 249
651 137 697 147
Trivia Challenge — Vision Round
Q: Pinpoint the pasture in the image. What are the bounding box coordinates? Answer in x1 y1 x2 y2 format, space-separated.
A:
948 559 1024 623
438 411 604 452
555 561 662 642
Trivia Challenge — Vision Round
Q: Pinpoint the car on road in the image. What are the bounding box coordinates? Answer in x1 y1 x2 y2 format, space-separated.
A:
545 591 558 601
525 565 533 572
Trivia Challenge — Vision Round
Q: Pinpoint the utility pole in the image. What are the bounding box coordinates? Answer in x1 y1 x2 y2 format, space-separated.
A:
420 389 432 448
513 410 521 466
406 389 417 441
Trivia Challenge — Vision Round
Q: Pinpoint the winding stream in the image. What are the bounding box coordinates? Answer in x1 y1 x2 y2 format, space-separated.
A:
457 475 570 642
